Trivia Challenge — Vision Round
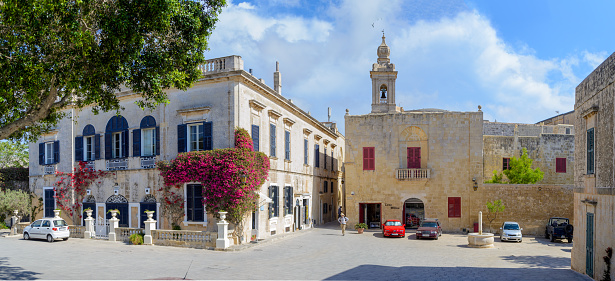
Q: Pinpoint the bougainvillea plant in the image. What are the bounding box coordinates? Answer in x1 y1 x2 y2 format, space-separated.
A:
157 127 269 237
53 161 110 223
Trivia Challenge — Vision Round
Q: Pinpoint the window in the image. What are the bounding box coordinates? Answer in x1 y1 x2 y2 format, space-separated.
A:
283 186 292 216
332 150 335 171
284 130 290 160
84 136 95 161
323 203 328 214
42 220 51 227
177 122 212 153
324 181 328 193
105 116 129 159
186 184 204 222
133 116 160 157
587 128 594 174
76 124 100 162
252 125 259 152
363 147 375 170
44 188 55 217
331 181 334 193
270 124 276 157
268 186 279 218
556 158 566 173
407 147 421 169
304 139 308 165
112 132 123 158
141 128 156 156
314 144 320 167
502 158 511 170
324 148 327 169
39 141 59 165
448 197 461 218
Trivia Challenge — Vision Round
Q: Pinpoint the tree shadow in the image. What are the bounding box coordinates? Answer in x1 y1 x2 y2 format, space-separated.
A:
0 257 40 280
501 255 571 268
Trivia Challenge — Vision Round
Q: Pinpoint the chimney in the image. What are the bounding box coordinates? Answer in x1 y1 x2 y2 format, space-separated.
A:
274 61 282 95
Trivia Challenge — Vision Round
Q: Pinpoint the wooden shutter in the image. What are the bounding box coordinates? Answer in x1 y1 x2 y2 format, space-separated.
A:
407 147 421 169
53 141 60 163
270 124 276 157
363 147 374 170
503 158 510 170
105 133 112 159
315 144 319 167
122 130 129 158
448 197 461 218
285 131 290 160
556 158 566 173
155 127 160 155
75 137 83 162
203 121 212 151
132 129 141 157
177 124 187 153
251 125 259 152
587 128 594 174
39 143 44 165
95 134 101 159
304 139 308 165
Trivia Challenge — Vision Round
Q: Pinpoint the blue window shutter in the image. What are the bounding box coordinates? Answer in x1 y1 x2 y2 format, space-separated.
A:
75 136 83 162
315 144 319 167
105 133 112 159
251 125 259 151
53 141 60 163
270 124 276 157
122 130 129 158
133 129 141 157
39 143 44 165
155 126 160 155
177 124 187 153
285 131 290 160
203 122 212 151
304 139 307 164
95 134 101 159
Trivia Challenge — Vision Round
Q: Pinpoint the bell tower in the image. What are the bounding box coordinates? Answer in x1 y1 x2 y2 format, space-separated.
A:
371 32 399 113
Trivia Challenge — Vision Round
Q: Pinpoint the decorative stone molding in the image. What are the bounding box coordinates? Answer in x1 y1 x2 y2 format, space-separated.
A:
177 106 211 123
331 143 337 148
283 117 295 127
581 105 599 119
323 139 330 145
249 99 266 111
303 128 312 135
268 109 282 119
177 105 211 115
314 134 322 141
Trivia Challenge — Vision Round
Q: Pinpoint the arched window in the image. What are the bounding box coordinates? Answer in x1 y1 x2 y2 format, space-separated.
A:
75 125 100 161
105 116 129 159
133 116 160 157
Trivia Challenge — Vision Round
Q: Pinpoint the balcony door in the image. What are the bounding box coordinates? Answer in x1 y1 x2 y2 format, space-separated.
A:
407 147 421 169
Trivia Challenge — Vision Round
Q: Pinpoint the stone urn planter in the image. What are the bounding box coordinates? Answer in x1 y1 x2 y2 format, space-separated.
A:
53 209 61 218
218 211 228 222
108 209 119 218
145 210 155 221
13 210 18 216
85 209 93 218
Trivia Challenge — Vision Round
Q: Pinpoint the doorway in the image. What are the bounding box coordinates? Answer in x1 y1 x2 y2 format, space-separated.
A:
359 203 381 229
403 198 424 229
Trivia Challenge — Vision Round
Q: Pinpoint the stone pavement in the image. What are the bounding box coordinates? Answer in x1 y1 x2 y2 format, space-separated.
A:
0 222 592 280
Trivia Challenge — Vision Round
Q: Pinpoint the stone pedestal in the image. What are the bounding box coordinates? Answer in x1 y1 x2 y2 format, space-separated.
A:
468 233 495 248
144 219 156 245
84 217 94 239
10 215 18 236
216 211 230 250
108 217 119 242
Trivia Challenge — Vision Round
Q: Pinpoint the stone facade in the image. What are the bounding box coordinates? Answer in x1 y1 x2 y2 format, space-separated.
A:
572 51 615 280
29 55 344 243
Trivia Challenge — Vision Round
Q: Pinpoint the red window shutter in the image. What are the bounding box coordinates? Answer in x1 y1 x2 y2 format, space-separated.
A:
455 197 461 217
503 158 510 170
363 147 375 170
407 147 421 169
448 197 461 218
556 158 566 173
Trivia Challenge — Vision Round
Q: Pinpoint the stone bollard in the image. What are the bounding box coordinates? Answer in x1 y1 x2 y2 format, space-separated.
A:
108 211 119 242
84 210 94 239
144 211 156 245
216 211 230 250
10 210 18 236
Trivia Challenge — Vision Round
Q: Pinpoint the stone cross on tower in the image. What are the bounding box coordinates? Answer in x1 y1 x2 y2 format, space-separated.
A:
370 33 399 113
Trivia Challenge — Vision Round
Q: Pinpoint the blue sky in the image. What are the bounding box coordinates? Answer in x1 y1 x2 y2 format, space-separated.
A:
205 0 614 134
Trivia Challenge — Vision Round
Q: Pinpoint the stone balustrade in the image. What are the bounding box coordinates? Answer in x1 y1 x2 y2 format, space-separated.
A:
115 227 144 242
69 225 85 238
198 56 243 75
151 229 217 249
396 168 430 180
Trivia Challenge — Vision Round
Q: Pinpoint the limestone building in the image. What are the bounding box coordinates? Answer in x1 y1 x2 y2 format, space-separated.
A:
571 52 615 280
29 55 345 242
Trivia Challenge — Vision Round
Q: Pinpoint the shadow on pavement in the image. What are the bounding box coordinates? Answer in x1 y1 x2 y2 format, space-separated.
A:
532 237 574 247
323 264 589 281
501 255 571 268
0 257 40 280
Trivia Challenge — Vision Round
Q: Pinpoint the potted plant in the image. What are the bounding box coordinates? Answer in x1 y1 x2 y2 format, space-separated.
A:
355 223 368 234
84 207 93 218
144 209 155 220
107 209 120 218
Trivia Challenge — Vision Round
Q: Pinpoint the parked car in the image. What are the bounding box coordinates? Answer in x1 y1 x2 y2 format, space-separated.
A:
23 218 70 243
382 220 405 238
545 217 573 243
416 219 442 240
499 221 523 242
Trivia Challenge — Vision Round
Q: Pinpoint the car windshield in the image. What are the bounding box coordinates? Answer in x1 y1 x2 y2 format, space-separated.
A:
551 218 569 225
504 223 519 230
53 220 67 227
421 222 437 228
385 221 402 226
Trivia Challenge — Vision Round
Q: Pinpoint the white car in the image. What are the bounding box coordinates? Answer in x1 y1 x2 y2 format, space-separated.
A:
23 218 70 242
500 221 523 242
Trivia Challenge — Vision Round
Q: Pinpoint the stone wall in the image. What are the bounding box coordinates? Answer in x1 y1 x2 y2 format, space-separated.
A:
469 184 574 236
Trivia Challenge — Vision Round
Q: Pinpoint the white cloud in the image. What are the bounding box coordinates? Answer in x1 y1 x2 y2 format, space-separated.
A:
237 2 255 10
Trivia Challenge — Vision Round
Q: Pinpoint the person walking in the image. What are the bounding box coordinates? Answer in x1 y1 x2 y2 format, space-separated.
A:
338 213 349 236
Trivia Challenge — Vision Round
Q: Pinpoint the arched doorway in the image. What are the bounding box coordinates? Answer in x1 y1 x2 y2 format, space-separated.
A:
82 195 96 226
140 194 157 228
105 195 129 227
403 198 424 229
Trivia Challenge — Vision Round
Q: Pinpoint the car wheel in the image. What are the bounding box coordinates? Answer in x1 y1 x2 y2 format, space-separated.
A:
47 235 54 243
23 232 29 240
545 230 549 239
64 237 69 241
435 236 438 240
518 239 522 243
550 234 555 242
416 235 419 240
568 238 573 243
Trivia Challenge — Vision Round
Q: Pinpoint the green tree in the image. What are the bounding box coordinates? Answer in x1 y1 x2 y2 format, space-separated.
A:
484 170 503 183
503 148 544 184
485 199 505 233
0 140 28 168
0 0 226 141
0 189 31 223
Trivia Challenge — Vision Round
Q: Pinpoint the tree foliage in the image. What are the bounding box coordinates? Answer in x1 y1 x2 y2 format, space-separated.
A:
503 148 544 184
0 140 28 168
0 189 30 222
485 199 505 233
0 0 226 141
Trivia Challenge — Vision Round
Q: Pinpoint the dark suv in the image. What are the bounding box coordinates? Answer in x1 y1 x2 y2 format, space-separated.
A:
545 217 573 243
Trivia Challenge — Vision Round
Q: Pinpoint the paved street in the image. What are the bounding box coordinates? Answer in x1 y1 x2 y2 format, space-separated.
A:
1 222 591 280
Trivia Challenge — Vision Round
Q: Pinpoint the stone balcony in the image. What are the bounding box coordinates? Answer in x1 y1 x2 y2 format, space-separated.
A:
396 168 430 180
198 56 244 75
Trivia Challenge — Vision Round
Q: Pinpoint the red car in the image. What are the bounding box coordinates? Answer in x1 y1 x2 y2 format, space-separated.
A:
416 219 442 240
382 220 406 238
